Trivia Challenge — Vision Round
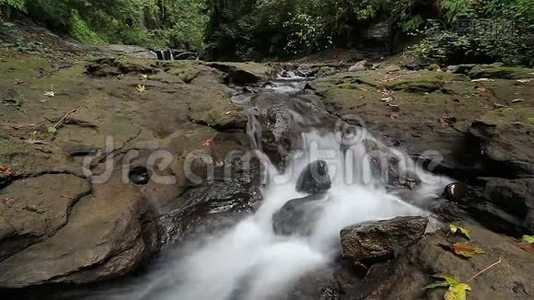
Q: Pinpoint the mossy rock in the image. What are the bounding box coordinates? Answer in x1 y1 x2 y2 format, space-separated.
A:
384 72 467 93
468 65 534 79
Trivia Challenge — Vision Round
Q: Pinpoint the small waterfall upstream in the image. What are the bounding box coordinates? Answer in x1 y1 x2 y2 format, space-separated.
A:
100 71 450 300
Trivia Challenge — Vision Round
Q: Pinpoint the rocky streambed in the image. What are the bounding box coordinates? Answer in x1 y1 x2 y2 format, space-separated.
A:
0 47 533 299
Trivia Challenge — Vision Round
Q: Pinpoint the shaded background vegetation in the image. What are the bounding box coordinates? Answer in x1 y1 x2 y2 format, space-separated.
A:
0 0 533 65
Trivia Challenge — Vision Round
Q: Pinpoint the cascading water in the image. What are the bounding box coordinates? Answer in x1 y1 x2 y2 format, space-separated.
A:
98 70 450 300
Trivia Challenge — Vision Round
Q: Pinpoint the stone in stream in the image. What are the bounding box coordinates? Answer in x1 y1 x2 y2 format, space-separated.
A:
340 216 428 264
296 160 331 194
442 182 469 203
272 194 327 236
128 166 151 185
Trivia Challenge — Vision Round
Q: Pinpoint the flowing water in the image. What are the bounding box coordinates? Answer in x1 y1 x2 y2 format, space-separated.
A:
95 72 450 300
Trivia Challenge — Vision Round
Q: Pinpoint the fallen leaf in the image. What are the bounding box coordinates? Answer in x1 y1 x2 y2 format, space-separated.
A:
516 79 532 83
449 224 471 240
445 283 471 300
431 273 458 286
43 90 55 97
522 235 534 244
511 99 524 103
426 274 471 300
448 242 485 258
136 84 146 93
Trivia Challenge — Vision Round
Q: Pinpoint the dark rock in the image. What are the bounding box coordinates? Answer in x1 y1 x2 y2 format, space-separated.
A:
469 120 534 177
464 200 524 235
152 180 262 246
296 160 331 194
272 194 327 236
128 166 151 185
340 216 428 264
484 178 534 233
442 182 469 203
344 223 534 299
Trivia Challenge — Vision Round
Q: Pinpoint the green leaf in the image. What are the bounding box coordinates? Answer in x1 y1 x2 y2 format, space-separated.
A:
431 273 459 286
522 235 534 244
423 281 449 290
449 242 485 258
445 283 471 300
449 224 471 240
47 126 57 134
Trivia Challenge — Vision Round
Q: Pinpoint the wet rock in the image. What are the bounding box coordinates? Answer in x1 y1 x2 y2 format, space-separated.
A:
469 120 534 177
296 160 331 194
152 180 263 245
340 216 428 264
442 182 469 203
272 194 327 236
484 178 534 233
347 223 534 299
464 200 524 235
348 60 372 72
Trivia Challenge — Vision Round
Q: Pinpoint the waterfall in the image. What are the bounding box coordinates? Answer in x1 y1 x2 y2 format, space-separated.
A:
99 71 450 300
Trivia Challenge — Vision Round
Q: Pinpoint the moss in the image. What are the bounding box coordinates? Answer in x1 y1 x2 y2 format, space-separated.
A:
469 66 534 79
0 56 51 80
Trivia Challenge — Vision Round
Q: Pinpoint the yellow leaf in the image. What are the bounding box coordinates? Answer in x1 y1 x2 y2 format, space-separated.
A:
136 84 146 93
521 235 534 244
449 242 485 258
432 273 458 286
449 224 470 240
445 283 471 300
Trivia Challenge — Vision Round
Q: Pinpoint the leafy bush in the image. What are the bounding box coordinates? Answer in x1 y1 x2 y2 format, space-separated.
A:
413 0 534 66
70 10 104 45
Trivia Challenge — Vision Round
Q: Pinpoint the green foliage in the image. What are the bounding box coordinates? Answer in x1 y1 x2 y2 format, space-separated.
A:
0 0 26 11
70 10 104 45
4 0 206 49
414 0 534 66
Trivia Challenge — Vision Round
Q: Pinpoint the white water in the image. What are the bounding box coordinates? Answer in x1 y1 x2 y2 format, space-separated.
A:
101 125 448 300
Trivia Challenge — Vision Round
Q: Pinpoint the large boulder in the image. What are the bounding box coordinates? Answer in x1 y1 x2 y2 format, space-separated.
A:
340 216 428 263
296 160 331 194
0 175 145 288
272 194 327 236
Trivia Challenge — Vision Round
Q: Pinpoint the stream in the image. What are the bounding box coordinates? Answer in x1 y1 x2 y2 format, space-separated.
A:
65 69 450 300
